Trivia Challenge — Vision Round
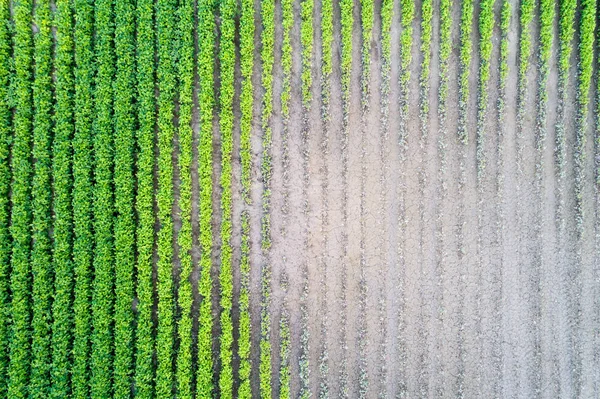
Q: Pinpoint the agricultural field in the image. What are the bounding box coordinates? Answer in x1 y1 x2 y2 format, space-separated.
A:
0 0 599 397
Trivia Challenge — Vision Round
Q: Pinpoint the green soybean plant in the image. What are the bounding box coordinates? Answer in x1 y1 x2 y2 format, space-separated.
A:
420 0 432 122
50 0 75 397
134 0 157 396
361 0 373 110
113 0 136 396
517 0 534 122
30 1 54 397
457 0 473 144
72 0 95 396
476 0 494 175
259 0 275 396
7 0 34 397
239 0 255 396
196 0 216 396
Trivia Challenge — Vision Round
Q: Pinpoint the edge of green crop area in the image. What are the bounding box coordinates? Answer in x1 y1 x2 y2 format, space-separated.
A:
113 0 136 397
420 0 432 122
361 0 373 110
50 0 75 397
175 0 195 396
499 0 510 104
517 0 534 123
476 0 494 176
458 0 473 144
259 0 274 396
197 0 216 397
30 1 53 397
155 0 178 394
399 0 413 149
7 0 34 397
340 0 352 117
0 2 10 397
133 0 156 396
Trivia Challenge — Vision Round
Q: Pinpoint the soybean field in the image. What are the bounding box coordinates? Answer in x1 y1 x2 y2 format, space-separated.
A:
0 0 599 397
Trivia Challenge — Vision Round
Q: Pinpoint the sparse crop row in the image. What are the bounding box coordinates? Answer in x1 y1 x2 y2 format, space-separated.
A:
279 277 291 399
438 0 451 113
218 0 236 395
133 0 156 396
457 0 473 144
50 0 75 396
476 0 494 174
0 2 10 397
499 0 510 99
113 0 136 396
175 0 195 396
30 2 53 398
7 1 34 398
238 0 254 396
399 0 413 148
196 0 216 396
517 0 534 121
155 0 178 394
259 0 275 396
574 0 596 230
72 0 95 396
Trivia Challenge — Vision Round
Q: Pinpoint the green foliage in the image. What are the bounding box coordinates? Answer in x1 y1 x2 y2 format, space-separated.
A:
0 1 12 396
301 0 313 108
439 0 451 96
219 0 236 396
476 0 494 174
517 0 534 121
281 0 292 119
30 2 54 397
113 0 136 396
133 0 156 397
420 0 433 117
499 0 510 93
458 0 473 144
278 304 291 399
321 0 333 114
238 0 255 396
196 0 215 396
155 0 178 394
340 0 352 108
259 0 275 396
558 0 576 90
72 0 95 396
7 1 34 397
361 0 373 108
50 0 75 397
175 0 194 397
91 0 115 396
399 0 414 88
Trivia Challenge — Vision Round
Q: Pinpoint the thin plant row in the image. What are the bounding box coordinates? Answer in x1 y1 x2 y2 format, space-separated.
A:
7 1 34 398
259 0 275 396
438 0 452 127
72 0 95 396
218 0 236 396
318 0 333 396
155 0 178 394
517 0 534 123
419 0 432 128
175 0 195 396
457 0 473 144
196 0 216 396
238 0 255 396
133 0 157 396
361 0 374 111
278 0 293 395
299 0 313 397
30 2 53 398
50 0 75 396
0 2 10 397
574 0 596 232
340 0 352 118
498 0 510 107
113 0 136 396
398 0 414 149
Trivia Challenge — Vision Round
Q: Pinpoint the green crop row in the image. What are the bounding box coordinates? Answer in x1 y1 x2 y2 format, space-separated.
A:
113 0 136 397
575 0 596 229
175 0 195 397
381 0 393 85
399 0 413 88
457 0 473 144
438 0 451 107
259 0 275 396
517 0 534 122
301 0 313 108
133 0 156 396
476 0 494 175
0 1 10 397
321 0 333 118
340 0 352 110
361 0 373 110
155 0 178 394
30 1 53 398
197 0 216 396
499 0 510 95
558 0 576 90
72 0 95 397
219 0 236 396
91 0 115 396
420 0 433 119
7 0 34 397
50 0 75 397
279 285 291 399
